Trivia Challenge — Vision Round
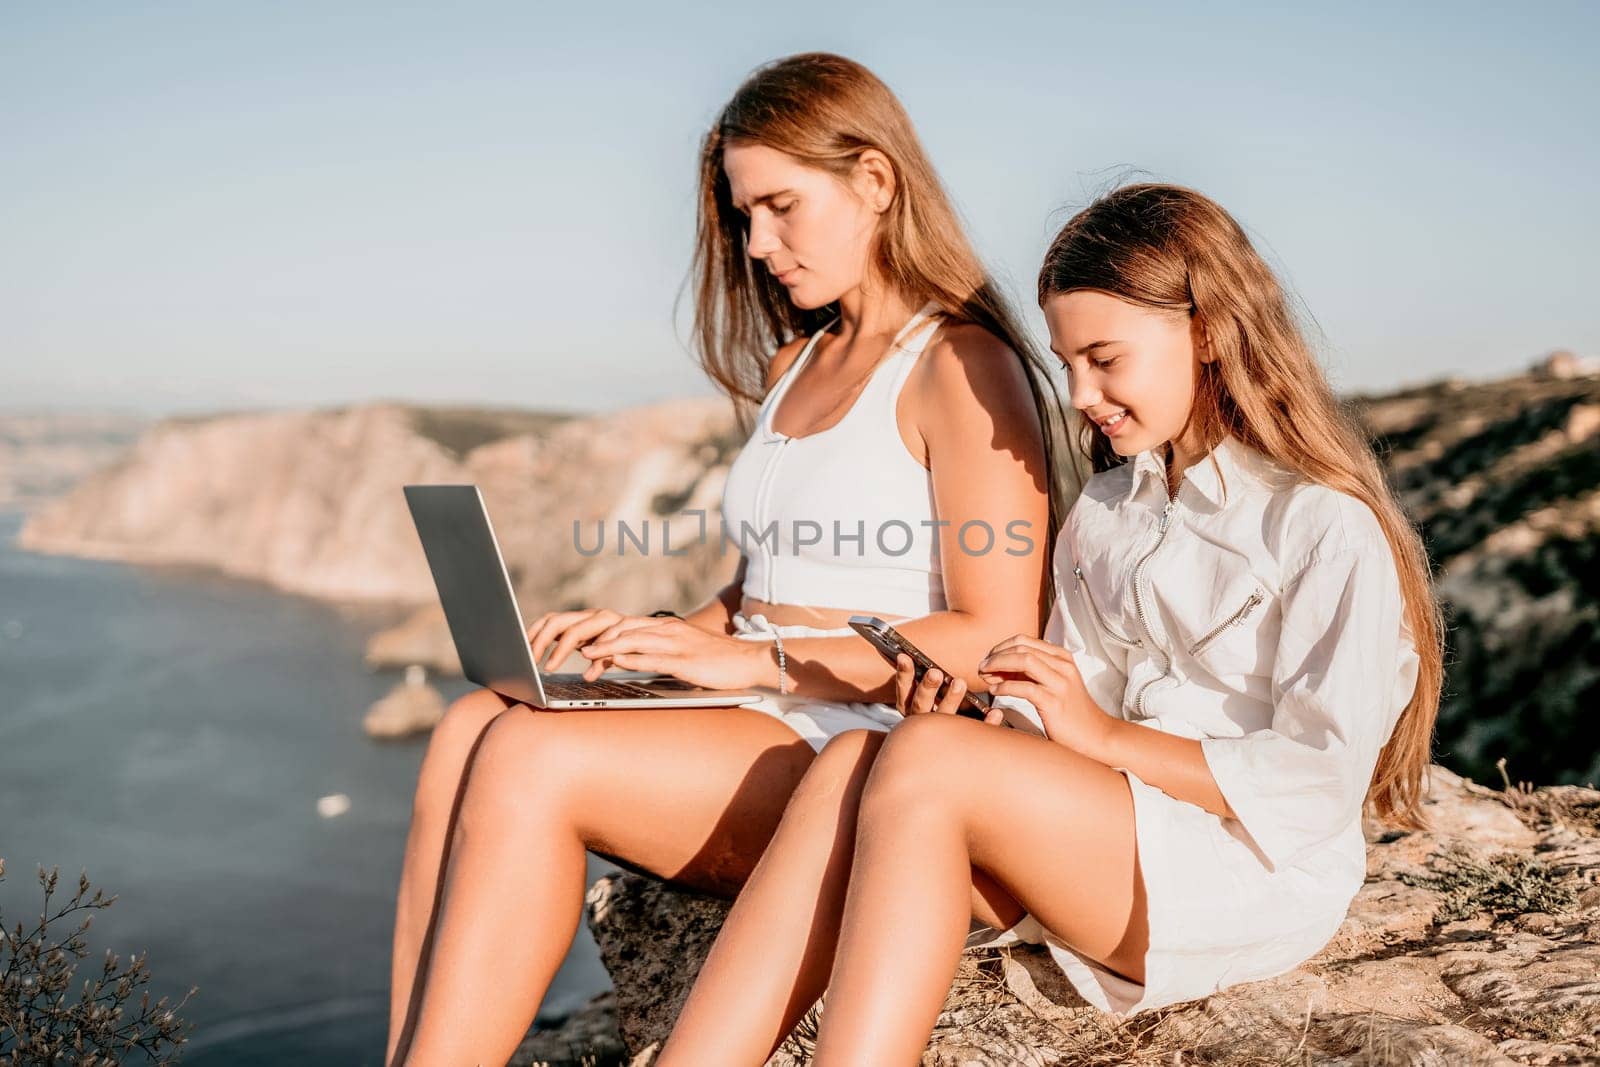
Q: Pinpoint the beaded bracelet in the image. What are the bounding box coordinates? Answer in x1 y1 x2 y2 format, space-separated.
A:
770 629 789 695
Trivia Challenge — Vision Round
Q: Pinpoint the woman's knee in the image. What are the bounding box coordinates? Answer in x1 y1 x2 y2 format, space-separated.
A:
457 707 590 823
783 728 884 808
814 728 886 776
410 688 513 819
432 688 513 755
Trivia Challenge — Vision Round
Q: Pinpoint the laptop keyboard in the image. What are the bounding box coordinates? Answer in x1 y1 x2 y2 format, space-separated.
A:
542 678 658 701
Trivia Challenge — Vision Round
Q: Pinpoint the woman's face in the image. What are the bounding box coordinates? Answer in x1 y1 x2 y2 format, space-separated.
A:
722 142 885 310
1043 289 1211 462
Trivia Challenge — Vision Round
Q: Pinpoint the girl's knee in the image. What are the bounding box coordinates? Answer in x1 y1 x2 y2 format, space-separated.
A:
861 715 964 815
879 710 964 763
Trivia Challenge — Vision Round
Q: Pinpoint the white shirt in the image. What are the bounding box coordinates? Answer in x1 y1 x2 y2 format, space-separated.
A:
996 435 1421 874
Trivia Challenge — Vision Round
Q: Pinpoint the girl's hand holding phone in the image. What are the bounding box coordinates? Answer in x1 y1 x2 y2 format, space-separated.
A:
892 654 1006 725
976 635 1114 757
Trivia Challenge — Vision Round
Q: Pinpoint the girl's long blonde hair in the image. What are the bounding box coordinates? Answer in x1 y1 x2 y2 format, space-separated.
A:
690 52 1078 582
1038 183 1443 829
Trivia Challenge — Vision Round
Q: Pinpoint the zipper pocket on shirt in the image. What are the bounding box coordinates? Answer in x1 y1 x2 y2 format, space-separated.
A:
1072 562 1142 648
1130 498 1178 718
1187 589 1265 658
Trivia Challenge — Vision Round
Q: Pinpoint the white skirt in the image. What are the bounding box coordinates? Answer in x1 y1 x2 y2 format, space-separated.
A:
728 611 903 751
968 767 1368 1015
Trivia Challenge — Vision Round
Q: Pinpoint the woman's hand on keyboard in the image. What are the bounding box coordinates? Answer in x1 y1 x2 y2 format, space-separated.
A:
527 609 658 674
578 616 770 690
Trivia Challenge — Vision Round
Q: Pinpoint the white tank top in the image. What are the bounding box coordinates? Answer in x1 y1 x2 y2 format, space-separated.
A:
721 302 947 618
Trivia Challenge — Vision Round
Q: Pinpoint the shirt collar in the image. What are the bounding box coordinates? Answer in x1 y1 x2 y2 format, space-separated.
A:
1128 448 1168 502
1124 434 1267 509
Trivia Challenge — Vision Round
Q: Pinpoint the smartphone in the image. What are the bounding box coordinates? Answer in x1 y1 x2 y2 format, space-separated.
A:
848 616 1047 736
848 615 993 720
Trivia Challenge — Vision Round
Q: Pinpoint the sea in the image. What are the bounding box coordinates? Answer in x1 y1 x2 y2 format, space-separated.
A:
0 511 611 1064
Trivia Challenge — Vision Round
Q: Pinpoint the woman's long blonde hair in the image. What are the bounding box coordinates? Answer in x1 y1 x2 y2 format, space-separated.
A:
1038 183 1443 829
690 52 1079 582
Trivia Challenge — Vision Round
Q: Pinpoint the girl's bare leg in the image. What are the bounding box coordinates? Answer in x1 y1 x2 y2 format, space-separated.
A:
813 713 1149 1067
393 701 815 1067
657 729 1026 1067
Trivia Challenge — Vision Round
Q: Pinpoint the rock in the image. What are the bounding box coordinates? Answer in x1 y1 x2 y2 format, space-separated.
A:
364 664 446 739
581 873 729 1059
1566 403 1600 444
564 765 1600 1065
315 793 350 819
1533 350 1600 381
511 992 627 1067
364 605 462 676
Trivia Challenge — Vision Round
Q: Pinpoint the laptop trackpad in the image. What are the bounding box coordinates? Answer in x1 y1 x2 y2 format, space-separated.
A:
637 677 718 693
604 671 745 696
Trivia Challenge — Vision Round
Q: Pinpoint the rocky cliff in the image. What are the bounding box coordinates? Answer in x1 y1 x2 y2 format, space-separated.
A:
361 399 745 674
16 401 742 671
1349 366 1600 789
514 764 1600 1067
0 413 148 511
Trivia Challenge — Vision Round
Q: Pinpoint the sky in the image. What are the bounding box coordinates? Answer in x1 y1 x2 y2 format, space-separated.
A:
3 1 1597 415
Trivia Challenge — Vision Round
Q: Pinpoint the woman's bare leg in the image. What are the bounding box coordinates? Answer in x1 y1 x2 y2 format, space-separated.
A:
657 729 1026 1067
393 702 815 1067
813 713 1149 1066
388 688 512 1066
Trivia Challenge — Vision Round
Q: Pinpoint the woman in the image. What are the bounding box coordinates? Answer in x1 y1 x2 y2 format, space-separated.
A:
657 184 1442 1064
385 52 1071 1066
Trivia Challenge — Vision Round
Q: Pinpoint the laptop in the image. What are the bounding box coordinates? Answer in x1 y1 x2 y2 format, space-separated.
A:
403 484 763 709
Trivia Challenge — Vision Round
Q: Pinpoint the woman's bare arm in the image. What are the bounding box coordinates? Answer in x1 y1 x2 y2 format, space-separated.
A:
761 323 1051 701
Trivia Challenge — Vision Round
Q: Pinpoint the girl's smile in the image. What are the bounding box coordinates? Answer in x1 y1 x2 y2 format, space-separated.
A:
1092 408 1132 436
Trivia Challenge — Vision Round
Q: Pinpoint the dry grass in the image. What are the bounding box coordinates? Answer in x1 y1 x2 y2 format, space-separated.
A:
1505 1002 1600 1045
1396 844 1577 924
1495 758 1600 838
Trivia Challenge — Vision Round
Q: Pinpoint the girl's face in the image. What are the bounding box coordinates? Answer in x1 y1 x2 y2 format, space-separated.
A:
1043 289 1212 462
722 142 887 310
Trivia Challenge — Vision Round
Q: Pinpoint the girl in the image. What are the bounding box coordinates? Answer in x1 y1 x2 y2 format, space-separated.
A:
386 54 1073 1066
658 183 1443 1065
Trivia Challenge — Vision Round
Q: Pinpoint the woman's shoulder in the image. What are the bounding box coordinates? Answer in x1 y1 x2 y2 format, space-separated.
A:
918 319 1019 374
909 319 1035 418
